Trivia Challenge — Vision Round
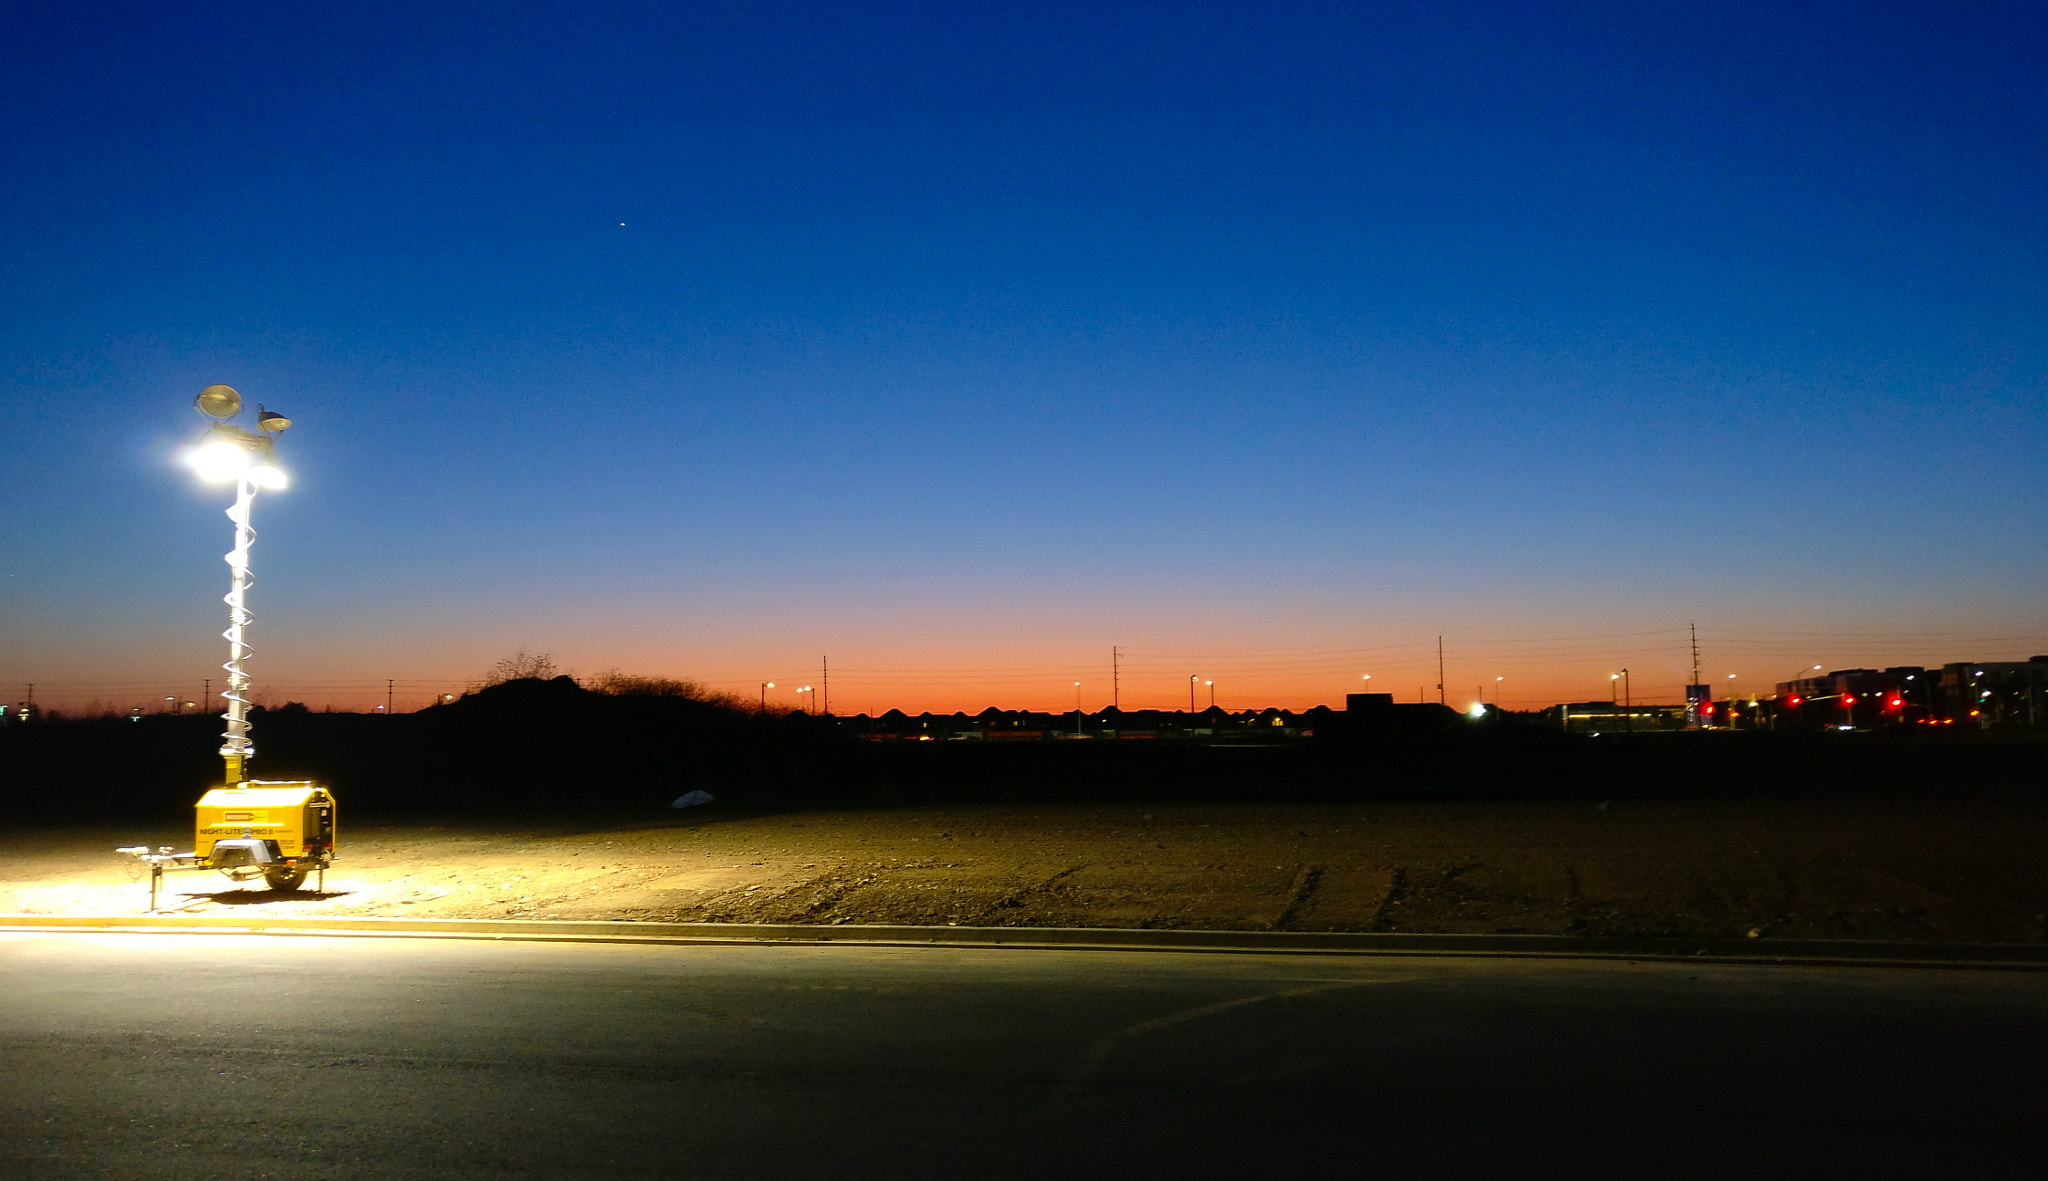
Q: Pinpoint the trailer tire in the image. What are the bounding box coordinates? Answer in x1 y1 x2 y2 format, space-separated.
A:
264 866 308 891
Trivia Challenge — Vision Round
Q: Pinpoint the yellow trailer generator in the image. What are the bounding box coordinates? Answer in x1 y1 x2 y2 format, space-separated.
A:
195 781 337 889
120 780 337 908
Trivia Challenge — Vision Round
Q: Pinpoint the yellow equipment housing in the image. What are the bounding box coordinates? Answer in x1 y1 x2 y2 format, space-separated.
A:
195 781 337 863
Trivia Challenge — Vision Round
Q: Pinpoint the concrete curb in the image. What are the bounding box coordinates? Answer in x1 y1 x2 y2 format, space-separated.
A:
3 913 2046 969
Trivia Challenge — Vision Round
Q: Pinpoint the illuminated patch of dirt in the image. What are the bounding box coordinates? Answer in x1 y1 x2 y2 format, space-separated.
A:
5 800 2046 942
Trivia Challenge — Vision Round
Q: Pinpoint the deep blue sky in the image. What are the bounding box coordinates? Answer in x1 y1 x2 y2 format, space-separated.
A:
3 1 2044 712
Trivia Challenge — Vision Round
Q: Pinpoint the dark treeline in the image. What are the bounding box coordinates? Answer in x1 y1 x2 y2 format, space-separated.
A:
3 676 2044 823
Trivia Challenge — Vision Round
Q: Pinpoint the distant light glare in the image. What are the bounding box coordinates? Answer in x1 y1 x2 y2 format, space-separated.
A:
1468 702 1486 718
251 464 288 489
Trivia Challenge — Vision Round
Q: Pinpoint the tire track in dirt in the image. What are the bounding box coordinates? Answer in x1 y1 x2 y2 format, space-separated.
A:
1563 862 1587 932
1271 866 1323 930
976 864 1085 921
1368 865 1408 932
785 869 875 922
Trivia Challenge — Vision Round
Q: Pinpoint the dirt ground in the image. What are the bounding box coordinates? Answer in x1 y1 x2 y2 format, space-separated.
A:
6 799 2046 943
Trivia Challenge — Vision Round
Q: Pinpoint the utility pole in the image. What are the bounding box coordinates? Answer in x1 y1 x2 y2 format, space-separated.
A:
1437 635 1445 706
1689 621 1703 728
821 655 828 716
203 678 210 713
386 679 395 715
1112 647 1120 710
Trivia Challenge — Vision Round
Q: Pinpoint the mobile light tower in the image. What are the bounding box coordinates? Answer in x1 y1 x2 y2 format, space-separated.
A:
118 386 337 906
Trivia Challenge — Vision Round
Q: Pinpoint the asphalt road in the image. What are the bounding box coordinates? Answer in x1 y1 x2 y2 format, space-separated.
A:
3 934 2044 1178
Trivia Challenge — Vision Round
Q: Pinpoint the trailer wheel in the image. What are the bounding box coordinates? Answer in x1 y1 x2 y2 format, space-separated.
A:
264 866 308 891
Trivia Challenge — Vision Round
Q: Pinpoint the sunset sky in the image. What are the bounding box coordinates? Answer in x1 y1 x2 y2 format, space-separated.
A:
4 2 2045 715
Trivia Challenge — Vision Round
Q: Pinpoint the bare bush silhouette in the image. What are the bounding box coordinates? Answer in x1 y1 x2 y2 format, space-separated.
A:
468 649 559 692
582 669 749 710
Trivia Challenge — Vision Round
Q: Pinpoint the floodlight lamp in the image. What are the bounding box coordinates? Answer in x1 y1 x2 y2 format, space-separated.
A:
256 404 292 433
195 385 243 419
186 438 253 482
1468 702 1486 719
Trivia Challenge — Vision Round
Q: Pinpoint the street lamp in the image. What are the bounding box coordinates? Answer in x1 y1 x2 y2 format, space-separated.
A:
1779 665 1822 706
1073 682 1082 736
1189 674 1199 714
1205 679 1214 709
182 385 289 787
1610 670 1631 732
760 681 774 712
798 684 815 712
1494 676 1503 704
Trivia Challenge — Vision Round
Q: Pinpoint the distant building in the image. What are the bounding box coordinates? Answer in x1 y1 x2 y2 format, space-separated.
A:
1551 702 1687 734
1938 659 2048 728
1341 693 1460 736
1769 659 2047 730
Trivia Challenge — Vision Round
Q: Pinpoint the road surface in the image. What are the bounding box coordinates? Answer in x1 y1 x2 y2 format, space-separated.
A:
3 933 2044 1177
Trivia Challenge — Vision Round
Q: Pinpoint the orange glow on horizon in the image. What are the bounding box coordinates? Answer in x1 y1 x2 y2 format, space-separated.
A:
26 621 2048 718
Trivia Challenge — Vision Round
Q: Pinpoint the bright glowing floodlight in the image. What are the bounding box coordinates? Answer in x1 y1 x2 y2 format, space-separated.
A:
186 438 255 482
